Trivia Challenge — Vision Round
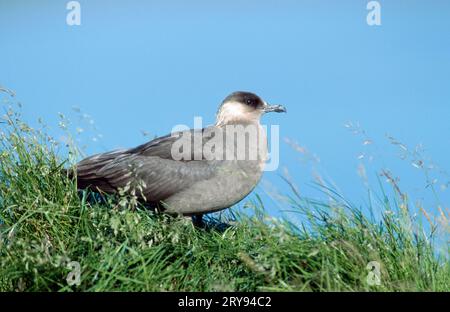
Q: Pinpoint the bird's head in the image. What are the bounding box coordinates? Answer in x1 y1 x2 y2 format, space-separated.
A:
215 91 286 126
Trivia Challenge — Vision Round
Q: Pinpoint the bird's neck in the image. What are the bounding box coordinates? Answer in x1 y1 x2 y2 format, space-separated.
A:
214 120 268 166
215 119 261 128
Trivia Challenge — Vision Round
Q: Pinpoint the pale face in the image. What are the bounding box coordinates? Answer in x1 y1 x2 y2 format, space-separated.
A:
216 101 265 126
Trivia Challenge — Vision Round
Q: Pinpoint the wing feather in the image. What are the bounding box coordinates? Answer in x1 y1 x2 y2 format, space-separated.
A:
75 128 218 203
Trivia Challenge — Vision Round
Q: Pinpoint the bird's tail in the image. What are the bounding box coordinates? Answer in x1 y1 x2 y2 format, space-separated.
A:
72 150 129 192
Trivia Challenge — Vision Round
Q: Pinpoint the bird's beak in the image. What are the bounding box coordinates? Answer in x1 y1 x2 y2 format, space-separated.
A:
263 103 287 113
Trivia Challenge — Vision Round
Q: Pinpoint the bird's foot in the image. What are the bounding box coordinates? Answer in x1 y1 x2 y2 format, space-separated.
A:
191 214 205 228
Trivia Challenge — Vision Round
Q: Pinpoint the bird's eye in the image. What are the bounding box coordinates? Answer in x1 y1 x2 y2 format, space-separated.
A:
246 99 254 105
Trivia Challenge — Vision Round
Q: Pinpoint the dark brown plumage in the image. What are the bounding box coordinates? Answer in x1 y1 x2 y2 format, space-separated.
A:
76 128 216 203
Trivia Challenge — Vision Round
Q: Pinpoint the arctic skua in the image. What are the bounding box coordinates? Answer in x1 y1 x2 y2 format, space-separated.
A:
74 91 286 218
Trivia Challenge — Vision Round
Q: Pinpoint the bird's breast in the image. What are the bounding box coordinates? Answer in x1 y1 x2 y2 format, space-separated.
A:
163 123 268 215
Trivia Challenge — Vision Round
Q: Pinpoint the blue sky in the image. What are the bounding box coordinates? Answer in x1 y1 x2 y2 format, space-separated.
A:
1 0 449 220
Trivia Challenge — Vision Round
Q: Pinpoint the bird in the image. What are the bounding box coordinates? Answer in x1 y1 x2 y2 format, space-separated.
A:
73 91 286 221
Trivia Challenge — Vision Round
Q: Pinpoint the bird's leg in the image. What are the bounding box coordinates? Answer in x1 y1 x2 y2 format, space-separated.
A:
191 214 204 228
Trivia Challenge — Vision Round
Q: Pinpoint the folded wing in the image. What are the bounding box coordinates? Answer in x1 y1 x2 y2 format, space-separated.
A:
75 128 217 202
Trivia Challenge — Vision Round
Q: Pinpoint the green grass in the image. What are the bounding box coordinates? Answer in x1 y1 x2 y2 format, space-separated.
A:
0 105 448 292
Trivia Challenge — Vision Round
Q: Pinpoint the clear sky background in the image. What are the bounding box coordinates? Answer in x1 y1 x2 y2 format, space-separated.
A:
1 0 449 221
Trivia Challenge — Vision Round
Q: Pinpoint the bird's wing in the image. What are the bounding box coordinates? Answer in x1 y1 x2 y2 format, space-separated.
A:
129 126 216 159
75 127 218 202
